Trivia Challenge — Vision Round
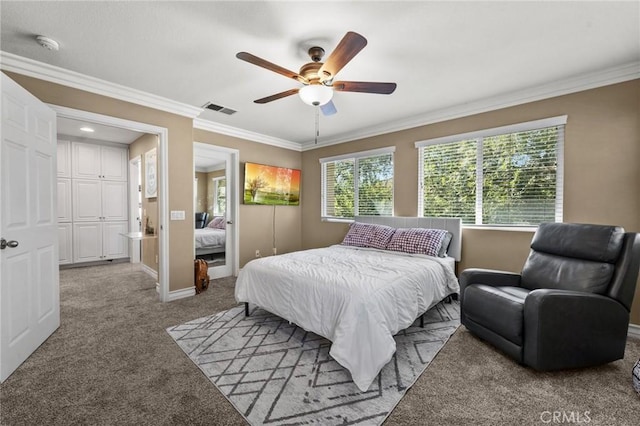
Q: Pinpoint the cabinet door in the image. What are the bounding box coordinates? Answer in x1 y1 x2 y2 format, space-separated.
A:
101 146 128 181
72 142 101 179
57 140 71 178
58 223 73 264
102 181 128 221
72 179 102 221
103 221 129 259
73 222 103 263
57 178 72 222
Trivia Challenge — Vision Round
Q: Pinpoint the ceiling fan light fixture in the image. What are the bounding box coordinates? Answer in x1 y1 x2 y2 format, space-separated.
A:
299 84 333 106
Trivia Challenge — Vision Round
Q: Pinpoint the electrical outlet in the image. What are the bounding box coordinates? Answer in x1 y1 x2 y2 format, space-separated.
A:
255 250 261 258
272 247 277 255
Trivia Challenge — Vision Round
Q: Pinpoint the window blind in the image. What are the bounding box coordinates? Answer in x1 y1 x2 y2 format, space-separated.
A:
418 117 565 226
321 147 394 220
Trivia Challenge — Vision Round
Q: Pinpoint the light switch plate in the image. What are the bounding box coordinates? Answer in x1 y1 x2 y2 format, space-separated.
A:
170 210 185 220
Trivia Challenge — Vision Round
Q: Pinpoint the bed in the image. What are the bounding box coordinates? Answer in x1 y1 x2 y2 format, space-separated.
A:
195 228 226 256
235 216 461 391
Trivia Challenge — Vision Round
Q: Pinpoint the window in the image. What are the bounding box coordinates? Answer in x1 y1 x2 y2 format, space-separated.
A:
417 116 566 226
321 147 394 220
212 177 226 216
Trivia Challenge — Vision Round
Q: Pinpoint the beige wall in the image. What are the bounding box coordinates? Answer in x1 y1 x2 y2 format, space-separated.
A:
301 80 640 325
195 172 208 214
130 134 159 272
7 69 639 324
4 71 195 292
193 129 302 266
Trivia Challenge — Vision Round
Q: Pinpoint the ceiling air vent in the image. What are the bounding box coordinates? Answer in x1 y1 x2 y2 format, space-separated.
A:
203 102 237 115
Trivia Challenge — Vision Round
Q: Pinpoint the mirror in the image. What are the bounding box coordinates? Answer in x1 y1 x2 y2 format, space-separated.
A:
195 160 226 267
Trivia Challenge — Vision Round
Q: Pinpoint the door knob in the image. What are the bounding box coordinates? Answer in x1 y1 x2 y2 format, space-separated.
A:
226 220 233 225
0 238 19 250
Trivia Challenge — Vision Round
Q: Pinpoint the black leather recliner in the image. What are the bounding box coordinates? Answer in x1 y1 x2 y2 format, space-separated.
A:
460 222 640 371
195 212 209 229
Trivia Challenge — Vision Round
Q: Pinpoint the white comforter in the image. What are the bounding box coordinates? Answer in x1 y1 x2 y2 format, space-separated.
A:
194 228 225 248
235 245 459 391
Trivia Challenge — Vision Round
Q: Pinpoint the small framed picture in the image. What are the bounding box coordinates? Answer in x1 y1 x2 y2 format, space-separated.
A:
145 148 157 198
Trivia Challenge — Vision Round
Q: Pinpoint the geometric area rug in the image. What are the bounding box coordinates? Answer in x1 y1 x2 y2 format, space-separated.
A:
167 301 459 426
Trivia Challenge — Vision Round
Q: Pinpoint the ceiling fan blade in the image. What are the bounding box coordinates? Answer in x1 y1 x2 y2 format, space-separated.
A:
236 52 308 84
332 81 397 94
318 32 367 82
320 100 337 116
254 88 300 104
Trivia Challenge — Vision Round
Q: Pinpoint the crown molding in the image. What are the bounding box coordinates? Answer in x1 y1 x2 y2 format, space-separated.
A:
0 51 203 118
301 61 640 151
3 51 637 153
193 118 301 152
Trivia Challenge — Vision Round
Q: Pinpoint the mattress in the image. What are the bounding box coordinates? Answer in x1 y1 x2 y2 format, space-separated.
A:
235 244 459 391
194 228 225 249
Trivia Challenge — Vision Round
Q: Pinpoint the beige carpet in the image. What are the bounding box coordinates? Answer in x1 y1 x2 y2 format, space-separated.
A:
1 262 638 425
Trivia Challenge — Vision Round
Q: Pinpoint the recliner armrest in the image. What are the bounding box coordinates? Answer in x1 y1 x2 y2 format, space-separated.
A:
459 268 522 295
523 289 630 370
459 269 522 324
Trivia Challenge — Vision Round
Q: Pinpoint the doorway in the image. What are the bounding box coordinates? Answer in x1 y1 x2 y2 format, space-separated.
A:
193 142 239 279
51 105 170 302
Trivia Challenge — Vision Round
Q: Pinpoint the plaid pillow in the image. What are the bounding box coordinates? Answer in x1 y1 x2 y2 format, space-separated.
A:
386 228 448 257
342 222 395 249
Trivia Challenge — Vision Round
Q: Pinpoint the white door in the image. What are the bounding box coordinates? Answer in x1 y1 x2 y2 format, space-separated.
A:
103 221 128 259
101 180 128 221
57 223 73 264
100 146 127 181
0 73 59 382
73 222 102 262
71 142 101 179
72 179 102 221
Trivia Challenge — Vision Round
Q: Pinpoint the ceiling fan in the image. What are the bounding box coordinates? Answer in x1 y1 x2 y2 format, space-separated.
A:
236 32 397 116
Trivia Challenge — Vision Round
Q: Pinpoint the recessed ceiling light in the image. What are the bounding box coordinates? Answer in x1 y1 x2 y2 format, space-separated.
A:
36 35 59 51
80 127 95 133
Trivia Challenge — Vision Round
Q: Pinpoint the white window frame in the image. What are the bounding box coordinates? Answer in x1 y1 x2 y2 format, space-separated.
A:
212 176 226 217
320 146 395 222
416 116 567 228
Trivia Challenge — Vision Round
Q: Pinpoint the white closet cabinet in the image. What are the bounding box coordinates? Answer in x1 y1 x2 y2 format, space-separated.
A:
57 140 71 178
72 142 128 181
73 221 128 263
60 140 129 264
57 140 73 263
72 179 127 222
58 223 73 265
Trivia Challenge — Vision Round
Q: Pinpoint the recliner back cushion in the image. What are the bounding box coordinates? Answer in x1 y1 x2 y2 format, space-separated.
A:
530 223 624 263
521 223 624 293
521 251 615 293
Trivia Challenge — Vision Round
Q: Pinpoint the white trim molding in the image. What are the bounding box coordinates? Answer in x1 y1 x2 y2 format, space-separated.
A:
194 117 300 152
141 264 158 281
629 323 640 340
167 286 196 302
301 61 640 151
1 51 202 118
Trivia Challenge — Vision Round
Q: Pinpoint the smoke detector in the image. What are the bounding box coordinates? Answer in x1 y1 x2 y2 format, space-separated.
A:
36 36 59 51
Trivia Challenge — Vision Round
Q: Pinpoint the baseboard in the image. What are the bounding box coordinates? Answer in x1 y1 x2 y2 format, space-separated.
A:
167 286 196 302
629 323 640 340
141 263 158 280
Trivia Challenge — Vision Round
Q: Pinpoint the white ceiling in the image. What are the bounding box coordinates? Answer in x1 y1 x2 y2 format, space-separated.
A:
57 117 144 144
1 1 639 148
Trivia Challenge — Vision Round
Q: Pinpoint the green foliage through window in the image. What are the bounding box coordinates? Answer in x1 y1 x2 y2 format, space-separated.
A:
322 150 393 219
420 125 563 226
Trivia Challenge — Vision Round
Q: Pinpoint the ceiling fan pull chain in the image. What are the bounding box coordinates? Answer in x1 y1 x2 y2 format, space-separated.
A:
315 107 320 144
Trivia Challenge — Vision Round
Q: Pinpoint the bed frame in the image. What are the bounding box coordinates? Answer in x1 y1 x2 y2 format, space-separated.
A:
244 216 462 327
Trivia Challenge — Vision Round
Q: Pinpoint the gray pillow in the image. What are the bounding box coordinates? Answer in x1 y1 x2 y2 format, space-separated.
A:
438 232 453 257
